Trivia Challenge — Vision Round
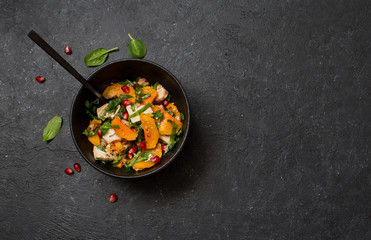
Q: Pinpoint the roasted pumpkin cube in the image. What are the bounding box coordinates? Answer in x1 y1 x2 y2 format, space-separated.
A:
140 113 159 149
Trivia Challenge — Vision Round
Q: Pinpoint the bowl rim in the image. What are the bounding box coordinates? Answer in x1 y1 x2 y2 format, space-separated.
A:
69 58 190 178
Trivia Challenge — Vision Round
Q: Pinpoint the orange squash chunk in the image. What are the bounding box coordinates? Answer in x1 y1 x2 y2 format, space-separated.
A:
140 86 158 105
111 141 125 152
88 134 101 146
149 143 162 158
140 113 159 149
152 106 182 135
102 83 136 103
166 103 181 121
133 143 162 170
111 116 138 141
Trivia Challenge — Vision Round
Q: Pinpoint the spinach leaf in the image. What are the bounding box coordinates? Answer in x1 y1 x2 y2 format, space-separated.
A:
85 98 100 119
112 156 122 165
127 151 142 168
127 33 146 59
138 93 151 99
128 103 151 121
100 121 112 136
84 47 119 67
180 112 185 121
158 138 168 145
130 104 135 112
96 145 106 152
43 115 63 142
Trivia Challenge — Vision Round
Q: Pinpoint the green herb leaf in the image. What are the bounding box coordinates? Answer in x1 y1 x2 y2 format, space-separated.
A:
153 82 159 90
112 156 122 165
158 138 168 145
105 94 132 113
165 109 174 116
43 115 63 142
83 128 98 137
127 151 142 167
166 120 178 152
100 121 112 136
112 125 120 129
180 113 185 121
153 110 163 121
128 103 151 121
127 33 146 59
96 145 106 152
138 93 151 99
131 104 135 112
84 47 119 67
119 80 132 86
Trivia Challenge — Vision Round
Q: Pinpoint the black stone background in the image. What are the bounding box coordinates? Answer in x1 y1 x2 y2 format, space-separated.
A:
0 1 370 239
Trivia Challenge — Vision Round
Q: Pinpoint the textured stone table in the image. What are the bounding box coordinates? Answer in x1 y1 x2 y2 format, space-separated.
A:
0 1 370 239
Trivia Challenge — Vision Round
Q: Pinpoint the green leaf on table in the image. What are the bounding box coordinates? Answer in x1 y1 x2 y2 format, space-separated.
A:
84 47 119 67
127 33 146 59
43 115 62 142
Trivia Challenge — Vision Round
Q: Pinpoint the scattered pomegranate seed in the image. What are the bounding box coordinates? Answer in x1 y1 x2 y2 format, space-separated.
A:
162 100 169 107
109 194 117 203
97 129 102 138
64 46 72 55
161 145 167 152
121 85 130 94
122 100 131 107
65 168 73 175
36 76 45 83
73 163 81 172
122 112 129 120
151 156 160 164
138 141 146 150
126 152 134 159
128 145 137 154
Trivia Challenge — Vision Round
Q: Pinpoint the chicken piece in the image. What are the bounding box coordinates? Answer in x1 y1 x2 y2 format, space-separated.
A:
126 104 153 123
137 78 149 86
154 84 169 102
159 135 170 144
102 128 121 144
93 146 114 161
97 103 121 119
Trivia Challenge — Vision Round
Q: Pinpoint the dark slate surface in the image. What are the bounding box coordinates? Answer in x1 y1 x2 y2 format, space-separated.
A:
0 1 370 239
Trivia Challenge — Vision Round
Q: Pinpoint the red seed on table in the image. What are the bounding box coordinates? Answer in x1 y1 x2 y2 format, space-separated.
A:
138 141 146 150
36 76 45 83
64 46 72 55
97 129 102 138
73 163 81 172
109 194 117 203
122 112 129 120
162 100 169 107
65 168 73 175
128 145 137 154
126 152 134 159
122 100 131 107
151 156 160 164
121 85 130 94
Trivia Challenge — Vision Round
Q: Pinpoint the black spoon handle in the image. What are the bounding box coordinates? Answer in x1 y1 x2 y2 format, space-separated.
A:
28 30 107 103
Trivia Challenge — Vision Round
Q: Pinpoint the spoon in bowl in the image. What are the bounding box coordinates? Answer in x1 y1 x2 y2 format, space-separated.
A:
28 30 107 103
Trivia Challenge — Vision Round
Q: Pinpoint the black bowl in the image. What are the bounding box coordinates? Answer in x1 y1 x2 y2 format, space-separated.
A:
70 59 190 178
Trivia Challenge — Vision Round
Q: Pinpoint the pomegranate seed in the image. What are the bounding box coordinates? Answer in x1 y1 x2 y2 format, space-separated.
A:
65 168 73 175
138 141 146 150
161 145 167 152
162 100 169 107
126 152 134 159
122 100 131 107
122 112 129 120
36 76 45 83
73 163 81 172
129 145 137 154
131 127 136 132
64 46 72 54
109 194 117 203
151 156 160 164
121 85 130 94
97 129 102 138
